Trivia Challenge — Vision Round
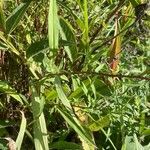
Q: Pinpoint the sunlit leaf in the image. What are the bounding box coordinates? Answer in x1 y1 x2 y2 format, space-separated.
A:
48 0 59 51
31 85 49 150
0 80 23 104
16 111 27 150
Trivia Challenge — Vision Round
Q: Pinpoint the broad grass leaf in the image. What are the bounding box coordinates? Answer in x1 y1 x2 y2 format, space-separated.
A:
31 85 49 150
57 107 95 147
88 115 110 131
48 0 59 51
16 111 27 150
50 141 82 150
6 2 31 34
0 80 23 104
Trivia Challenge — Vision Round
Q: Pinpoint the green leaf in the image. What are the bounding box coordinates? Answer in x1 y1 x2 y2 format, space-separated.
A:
68 79 91 99
6 2 31 34
59 17 77 62
94 78 112 96
57 107 95 147
31 85 49 150
0 80 23 104
88 115 110 131
142 129 150 136
48 0 59 51
50 141 82 150
27 38 48 62
121 135 136 150
0 4 6 32
16 111 27 150
144 143 150 150
133 134 144 150
121 134 145 150
0 120 15 129
0 41 7 49
129 0 140 7
54 76 72 110
0 143 7 150
0 32 21 56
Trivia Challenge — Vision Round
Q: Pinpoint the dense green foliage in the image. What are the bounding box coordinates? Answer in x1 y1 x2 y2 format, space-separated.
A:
0 0 150 149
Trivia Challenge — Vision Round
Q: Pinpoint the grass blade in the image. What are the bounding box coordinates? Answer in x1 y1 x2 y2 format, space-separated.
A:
54 76 72 110
59 17 77 62
0 80 23 104
48 0 59 51
57 107 95 147
6 2 31 34
16 111 27 150
0 2 6 32
31 85 49 150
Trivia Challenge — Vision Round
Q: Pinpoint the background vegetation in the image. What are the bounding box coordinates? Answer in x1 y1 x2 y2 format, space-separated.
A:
0 0 150 149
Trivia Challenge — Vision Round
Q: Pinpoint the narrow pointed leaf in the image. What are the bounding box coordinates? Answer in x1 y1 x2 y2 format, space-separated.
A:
54 76 72 110
48 0 59 51
0 4 6 32
31 85 49 150
6 2 31 34
0 80 23 104
57 107 95 147
16 111 27 150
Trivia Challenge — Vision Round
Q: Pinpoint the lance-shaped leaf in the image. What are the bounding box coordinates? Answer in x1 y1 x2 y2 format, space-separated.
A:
6 1 31 34
16 111 27 150
48 0 59 51
0 31 21 56
59 17 77 62
31 85 49 150
55 76 72 110
57 107 95 147
109 15 121 74
0 80 23 104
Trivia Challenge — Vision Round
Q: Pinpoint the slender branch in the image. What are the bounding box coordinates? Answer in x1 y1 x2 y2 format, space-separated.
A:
92 22 135 52
41 71 150 81
90 0 126 44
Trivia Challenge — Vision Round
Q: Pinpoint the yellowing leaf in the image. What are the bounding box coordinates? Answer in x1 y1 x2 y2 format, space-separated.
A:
109 14 121 74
